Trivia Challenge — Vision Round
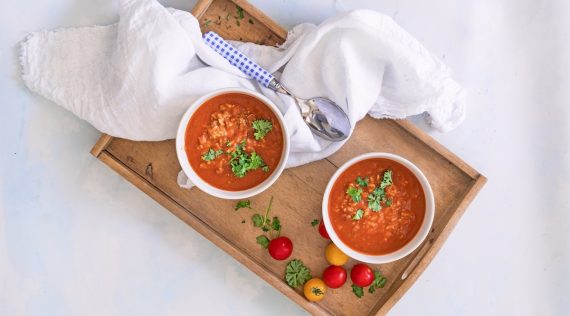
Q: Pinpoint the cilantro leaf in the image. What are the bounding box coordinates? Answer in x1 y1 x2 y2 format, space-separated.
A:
368 170 394 211
352 284 364 298
235 200 251 211
271 216 281 232
311 219 319 227
356 176 368 187
368 187 383 212
229 141 268 178
201 148 224 161
368 270 388 294
256 235 270 248
346 186 363 202
285 259 312 288
262 166 270 172
380 169 393 189
252 214 264 227
352 209 364 220
252 119 273 140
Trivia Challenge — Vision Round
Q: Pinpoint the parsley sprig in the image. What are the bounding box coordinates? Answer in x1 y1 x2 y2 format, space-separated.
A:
251 197 281 248
352 284 364 298
230 140 269 177
368 270 387 294
234 200 251 211
367 170 393 212
201 148 224 161
351 270 388 298
285 259 312 288
252 119 273 140
346 186 363 202
352 209 364 221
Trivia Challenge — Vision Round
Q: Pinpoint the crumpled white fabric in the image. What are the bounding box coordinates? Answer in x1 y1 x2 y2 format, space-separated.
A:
20 0 465 171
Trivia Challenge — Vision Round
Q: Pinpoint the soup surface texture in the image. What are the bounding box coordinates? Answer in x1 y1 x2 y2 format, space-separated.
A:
185 93 283 191
328 158 425 255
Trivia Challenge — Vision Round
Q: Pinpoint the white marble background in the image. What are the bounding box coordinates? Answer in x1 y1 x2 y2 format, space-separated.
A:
1 0 569 315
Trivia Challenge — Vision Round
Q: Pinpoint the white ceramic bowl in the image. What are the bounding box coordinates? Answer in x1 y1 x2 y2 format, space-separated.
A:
322 152 435 264
176 88 290 200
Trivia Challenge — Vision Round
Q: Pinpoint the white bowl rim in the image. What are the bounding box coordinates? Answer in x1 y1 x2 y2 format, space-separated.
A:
175 87 290 200
322 152 435 264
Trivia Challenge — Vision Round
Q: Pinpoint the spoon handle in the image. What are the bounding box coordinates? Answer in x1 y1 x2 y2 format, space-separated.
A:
203 31 274 88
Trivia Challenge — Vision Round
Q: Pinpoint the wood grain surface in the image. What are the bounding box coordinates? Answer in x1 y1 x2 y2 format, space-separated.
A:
91 0 486 314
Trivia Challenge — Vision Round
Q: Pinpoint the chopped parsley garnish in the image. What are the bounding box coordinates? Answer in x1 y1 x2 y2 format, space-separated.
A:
203 19 212 27
251 196 281 238
230 141 268 177
252 119 273 140
352 209 364 220
352 284 364 298
356 176 368 187
256 235 270 248
285 259 312 288
346 186 363 202
381 169 393 188
234 200 251 211
367 170 393 212
201 148 224 161
311 219 319 227
226 140 232 147
271 216 281 232
368 270 387 294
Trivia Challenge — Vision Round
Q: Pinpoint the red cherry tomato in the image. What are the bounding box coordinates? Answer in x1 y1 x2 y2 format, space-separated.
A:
322 265 347 288
350 264 374 287
319 221 330 239
268 236 293 260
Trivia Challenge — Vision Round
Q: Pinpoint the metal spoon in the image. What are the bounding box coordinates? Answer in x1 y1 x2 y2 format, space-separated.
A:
203 31 351 142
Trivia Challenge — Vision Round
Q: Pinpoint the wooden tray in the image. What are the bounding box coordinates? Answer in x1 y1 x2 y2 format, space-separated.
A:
90 0 486 314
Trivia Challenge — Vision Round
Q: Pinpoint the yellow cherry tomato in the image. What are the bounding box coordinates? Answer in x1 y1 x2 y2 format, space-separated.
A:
304 278 327 302
325 243 349 266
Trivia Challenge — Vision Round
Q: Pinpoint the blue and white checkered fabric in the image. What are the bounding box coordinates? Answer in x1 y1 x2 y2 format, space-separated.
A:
203 31 274 87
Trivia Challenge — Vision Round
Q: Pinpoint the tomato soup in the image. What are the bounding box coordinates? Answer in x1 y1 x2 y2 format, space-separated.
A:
185 93 284 191
328 158 425 255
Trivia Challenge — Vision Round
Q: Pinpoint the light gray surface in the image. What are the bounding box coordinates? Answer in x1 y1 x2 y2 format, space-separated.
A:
1 0 569 315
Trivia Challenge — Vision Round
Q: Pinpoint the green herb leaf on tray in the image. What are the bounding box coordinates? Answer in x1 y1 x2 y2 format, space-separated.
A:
252 119 273 140
271 216 281 232
368 270 387 294
346 186 363 202
356 176 368 187
252 214 264 227
235 200 251 211
352 284 364 298
352 209 364 221
203 19 212 27
285 259 312 288
201 148 224 161
311 219 319 227
256 235 270 248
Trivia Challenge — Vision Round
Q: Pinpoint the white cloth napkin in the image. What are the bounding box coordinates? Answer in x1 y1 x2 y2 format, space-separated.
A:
20 0 466 174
